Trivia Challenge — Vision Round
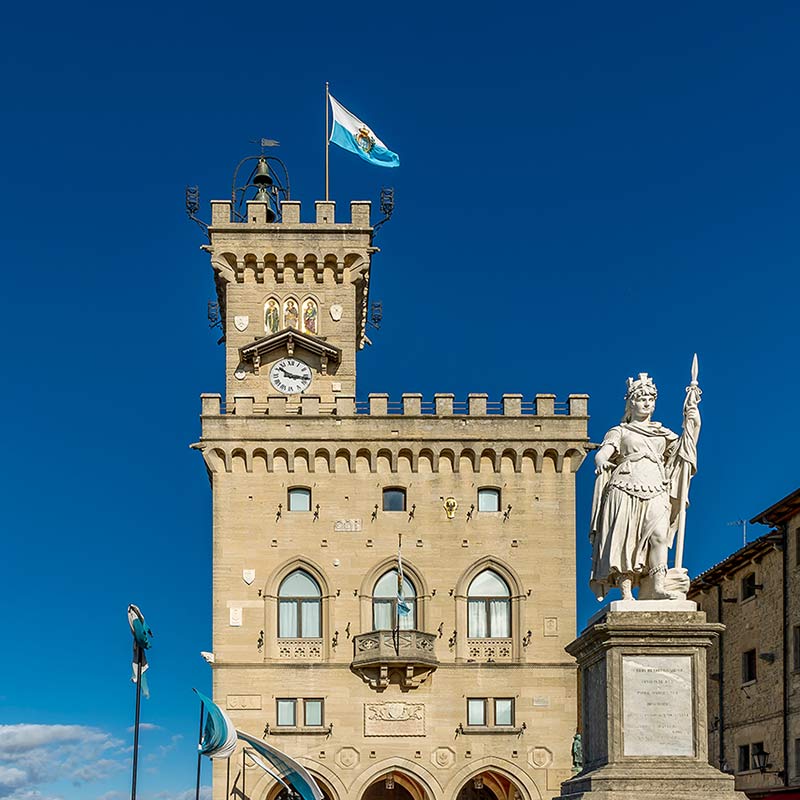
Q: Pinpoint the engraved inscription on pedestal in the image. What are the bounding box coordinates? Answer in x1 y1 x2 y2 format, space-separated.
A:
622 655 694 757
364 702 425 737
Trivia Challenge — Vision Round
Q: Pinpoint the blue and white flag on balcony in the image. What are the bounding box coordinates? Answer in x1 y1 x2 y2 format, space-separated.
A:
397 545 411 617
329 94 399 168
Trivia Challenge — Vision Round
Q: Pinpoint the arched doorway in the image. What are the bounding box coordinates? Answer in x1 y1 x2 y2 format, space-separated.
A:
456 770 523 800
361 772 428 800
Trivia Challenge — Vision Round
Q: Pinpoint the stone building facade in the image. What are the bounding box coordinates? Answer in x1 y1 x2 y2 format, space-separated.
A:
689 488 800 799
194 186 591 800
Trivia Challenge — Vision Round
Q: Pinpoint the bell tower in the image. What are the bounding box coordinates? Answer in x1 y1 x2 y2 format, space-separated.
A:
204 153 374 410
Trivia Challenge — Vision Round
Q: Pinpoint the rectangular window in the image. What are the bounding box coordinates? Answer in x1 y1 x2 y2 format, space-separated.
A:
738 744 751 773
467 698 487 726
494 698 514 726
751 742 766 771
741 572 756 600
304 699 323 727
478 488 501 512
383 488 406 511
288 487 312 512
277 699 296 727
742 649 757 683
795 528 800 567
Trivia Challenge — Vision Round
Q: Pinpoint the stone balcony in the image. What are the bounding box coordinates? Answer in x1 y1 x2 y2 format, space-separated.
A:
351 630 438 690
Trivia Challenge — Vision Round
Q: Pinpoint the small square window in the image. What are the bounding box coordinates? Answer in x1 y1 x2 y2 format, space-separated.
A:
467 698 486 726
304 699 323 727
383 488 406 512
478 488 501 512
288 488 311 512
738 744 751 773
277 699 296 727
494 698 514 726
742 649 757 683
741 572 756 600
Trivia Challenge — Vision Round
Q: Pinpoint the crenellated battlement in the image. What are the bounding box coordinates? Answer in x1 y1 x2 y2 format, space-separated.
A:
197 391 591 475
209 199 371 229
201 392 589 418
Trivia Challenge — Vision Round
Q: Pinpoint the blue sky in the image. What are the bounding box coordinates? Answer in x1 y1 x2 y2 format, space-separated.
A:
1 2 798 798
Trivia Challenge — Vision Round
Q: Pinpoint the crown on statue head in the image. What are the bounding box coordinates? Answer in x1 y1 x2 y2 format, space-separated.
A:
625 372 658 399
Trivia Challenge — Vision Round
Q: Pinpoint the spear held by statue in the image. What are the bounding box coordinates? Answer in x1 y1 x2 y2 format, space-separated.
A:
672 353 702 573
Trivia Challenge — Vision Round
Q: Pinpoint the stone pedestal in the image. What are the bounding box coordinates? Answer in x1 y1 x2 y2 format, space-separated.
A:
557 608 745 800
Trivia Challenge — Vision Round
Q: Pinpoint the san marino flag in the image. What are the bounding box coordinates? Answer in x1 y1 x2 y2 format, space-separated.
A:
329 94 399 168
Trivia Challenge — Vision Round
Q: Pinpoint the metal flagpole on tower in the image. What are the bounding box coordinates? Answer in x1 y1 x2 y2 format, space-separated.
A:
325 82 330 201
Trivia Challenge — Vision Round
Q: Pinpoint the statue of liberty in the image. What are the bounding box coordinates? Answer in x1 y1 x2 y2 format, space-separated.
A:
589 359 701 601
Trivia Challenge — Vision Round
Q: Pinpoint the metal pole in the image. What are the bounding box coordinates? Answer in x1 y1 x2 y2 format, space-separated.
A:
242 746 246 800
194 702 205 800
325 82 330 201
226 758 230 798
131 647 143 800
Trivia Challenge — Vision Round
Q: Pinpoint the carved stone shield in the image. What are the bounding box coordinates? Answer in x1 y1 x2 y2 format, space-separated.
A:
329 304 343 322
234 315 249 332
242 569 255 585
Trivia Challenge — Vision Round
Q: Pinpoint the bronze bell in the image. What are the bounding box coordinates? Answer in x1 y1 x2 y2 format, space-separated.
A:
254 186 277 222
253 157 273 186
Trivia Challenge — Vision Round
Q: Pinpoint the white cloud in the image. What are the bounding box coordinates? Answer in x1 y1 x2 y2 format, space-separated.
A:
0 724 126 799
126 723 161 733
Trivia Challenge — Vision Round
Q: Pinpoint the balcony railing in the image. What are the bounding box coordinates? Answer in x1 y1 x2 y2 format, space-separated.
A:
351 629 438 690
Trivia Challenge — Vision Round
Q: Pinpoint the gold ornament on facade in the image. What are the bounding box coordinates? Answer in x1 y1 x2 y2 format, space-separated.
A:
443 496 458 519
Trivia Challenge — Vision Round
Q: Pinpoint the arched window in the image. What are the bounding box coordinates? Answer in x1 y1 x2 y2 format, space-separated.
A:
382 487 406 512
278 570 321 638
467 569 511 638
373 569 416 631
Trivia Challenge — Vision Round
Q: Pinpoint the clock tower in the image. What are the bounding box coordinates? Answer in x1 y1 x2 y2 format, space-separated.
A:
206 173 373 410
194 152 592 800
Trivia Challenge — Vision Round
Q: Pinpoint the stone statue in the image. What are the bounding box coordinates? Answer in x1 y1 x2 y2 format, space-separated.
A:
589 358 701 602
571 732 583 772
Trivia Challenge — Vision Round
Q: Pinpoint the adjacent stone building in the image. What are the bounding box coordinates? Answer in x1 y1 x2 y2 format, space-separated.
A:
689 487 800 799
192 165 591 800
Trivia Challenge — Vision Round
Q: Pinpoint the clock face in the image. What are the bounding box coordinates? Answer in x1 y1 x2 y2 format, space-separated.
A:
269 358 312 394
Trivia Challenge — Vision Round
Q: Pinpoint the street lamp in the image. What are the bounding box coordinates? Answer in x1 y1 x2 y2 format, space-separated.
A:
752 749 786 780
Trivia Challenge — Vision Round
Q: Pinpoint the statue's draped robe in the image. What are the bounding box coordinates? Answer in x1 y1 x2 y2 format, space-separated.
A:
589 412 699 600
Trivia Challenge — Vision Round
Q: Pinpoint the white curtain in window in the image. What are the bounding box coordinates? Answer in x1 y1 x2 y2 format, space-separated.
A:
495 698 513 725
277 700 295 726
301 600 320 638
304 700 322 726
279 601 298 638
374 601 393 631
467 699 485 726
468 600 487 638
489 599 510 637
